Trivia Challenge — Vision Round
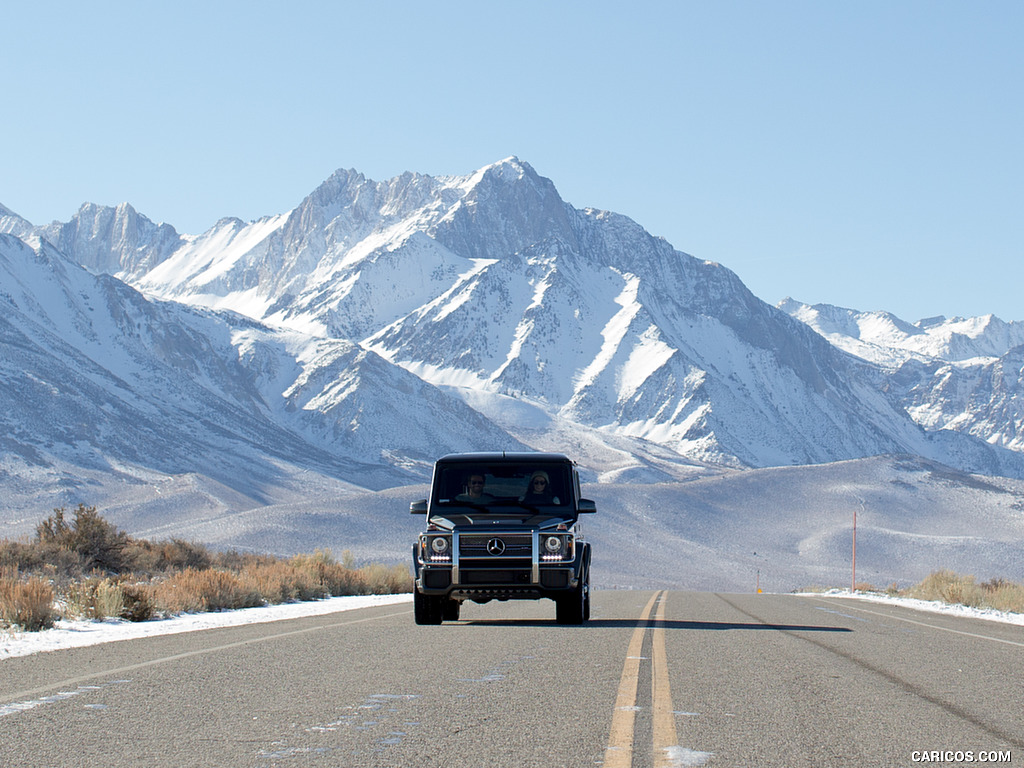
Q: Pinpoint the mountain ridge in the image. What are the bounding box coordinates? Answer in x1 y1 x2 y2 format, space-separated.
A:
779 298 1024 453
2 158 1023 529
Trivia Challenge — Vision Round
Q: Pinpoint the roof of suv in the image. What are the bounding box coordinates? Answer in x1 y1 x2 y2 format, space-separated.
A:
436 452 574 464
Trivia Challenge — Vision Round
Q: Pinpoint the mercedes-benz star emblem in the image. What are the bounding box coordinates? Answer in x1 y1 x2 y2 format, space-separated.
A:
486 538 506 556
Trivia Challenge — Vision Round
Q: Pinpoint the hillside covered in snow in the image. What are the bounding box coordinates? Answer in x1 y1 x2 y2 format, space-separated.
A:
780 299 1024 454
2 158 1022 587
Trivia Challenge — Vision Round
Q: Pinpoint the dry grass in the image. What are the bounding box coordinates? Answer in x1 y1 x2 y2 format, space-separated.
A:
0 508 412 632
904 569 983 607
0 569 56 631
802 571 1024 614
900 570 1024 613
979 578 1024 613
152 568 263 613
290 549 365 597
852 581 881 593
358 562 414 595
64 576 124 620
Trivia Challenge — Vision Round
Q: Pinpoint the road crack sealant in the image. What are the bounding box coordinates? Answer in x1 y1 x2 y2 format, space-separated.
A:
254 650 543 764
256 692 423 764
0 679 130 718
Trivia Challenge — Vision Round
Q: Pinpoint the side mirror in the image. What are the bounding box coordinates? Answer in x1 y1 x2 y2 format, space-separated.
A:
578 499 596 514
410 499 428 515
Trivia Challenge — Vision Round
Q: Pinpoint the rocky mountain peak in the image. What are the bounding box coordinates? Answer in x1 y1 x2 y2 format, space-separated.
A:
3 158 1023 526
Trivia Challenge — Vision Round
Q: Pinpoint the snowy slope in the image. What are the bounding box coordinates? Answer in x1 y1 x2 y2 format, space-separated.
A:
0 232 528 517
0 204 34 238
779 298 1024 366
780 298 1024 454
21 156 1015 477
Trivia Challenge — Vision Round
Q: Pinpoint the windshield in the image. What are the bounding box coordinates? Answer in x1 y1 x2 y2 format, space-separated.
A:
432 462 571 520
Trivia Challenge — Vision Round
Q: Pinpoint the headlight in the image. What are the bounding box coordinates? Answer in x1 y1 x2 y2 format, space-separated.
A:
541 534 572 561
422 535 451 562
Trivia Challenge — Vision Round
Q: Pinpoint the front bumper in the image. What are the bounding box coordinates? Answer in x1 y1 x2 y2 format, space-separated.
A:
413 528 585 600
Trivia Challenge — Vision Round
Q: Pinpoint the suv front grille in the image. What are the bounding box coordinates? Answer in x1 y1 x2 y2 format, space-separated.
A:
459 533 533 558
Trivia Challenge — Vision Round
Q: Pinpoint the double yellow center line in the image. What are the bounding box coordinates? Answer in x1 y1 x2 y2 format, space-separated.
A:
604 590 680 768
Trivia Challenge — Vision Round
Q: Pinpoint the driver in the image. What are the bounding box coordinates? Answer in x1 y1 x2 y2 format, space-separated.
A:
456 473 494 502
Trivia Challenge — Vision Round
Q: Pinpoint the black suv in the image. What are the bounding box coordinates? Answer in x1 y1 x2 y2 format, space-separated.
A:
411 452 594 625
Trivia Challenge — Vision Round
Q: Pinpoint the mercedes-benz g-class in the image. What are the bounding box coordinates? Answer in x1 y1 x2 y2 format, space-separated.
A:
411 452 594 625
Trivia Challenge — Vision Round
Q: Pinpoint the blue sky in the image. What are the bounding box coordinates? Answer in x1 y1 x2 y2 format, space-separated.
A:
3 1 1022 322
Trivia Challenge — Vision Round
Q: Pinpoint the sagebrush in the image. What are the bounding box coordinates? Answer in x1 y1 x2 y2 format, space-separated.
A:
1 506 411 632
0 569 56 631
903 570 1024 613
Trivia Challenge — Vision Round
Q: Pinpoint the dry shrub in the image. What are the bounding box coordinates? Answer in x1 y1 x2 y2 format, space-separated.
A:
5 507 413 627
980 578 1024 613
0 540 29 569
153 568 263 614
290 550 367 596
64 576 124 620
2 538 82 581
124 538 213 575
213 549 278 572
151 575 205 614
117 581 157 622
0 569 56 631
240 560 325 604
37 505 131 573
943 577 985 608
359 563 413 595
904 570 991 609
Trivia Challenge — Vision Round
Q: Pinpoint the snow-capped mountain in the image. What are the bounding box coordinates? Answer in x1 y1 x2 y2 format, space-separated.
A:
3 157 1024 533
0 230 531 514
0 203 33 238
40 202 184 277
778 298 1024 366
780 299 1024 453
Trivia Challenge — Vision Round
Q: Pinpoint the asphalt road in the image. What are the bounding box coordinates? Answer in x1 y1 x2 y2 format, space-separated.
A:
1 591 1022 768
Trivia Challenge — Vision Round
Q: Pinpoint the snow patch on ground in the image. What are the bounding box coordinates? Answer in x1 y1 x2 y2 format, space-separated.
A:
801 589 1024 626
0 594 412 660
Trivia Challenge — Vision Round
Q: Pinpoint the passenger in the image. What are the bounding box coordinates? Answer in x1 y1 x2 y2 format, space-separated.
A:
456 473 494 502
520 471 560 504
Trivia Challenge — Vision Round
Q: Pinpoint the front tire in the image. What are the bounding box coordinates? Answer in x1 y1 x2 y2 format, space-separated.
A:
414 591 443 625
556 577 588 625
442 599 461 621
